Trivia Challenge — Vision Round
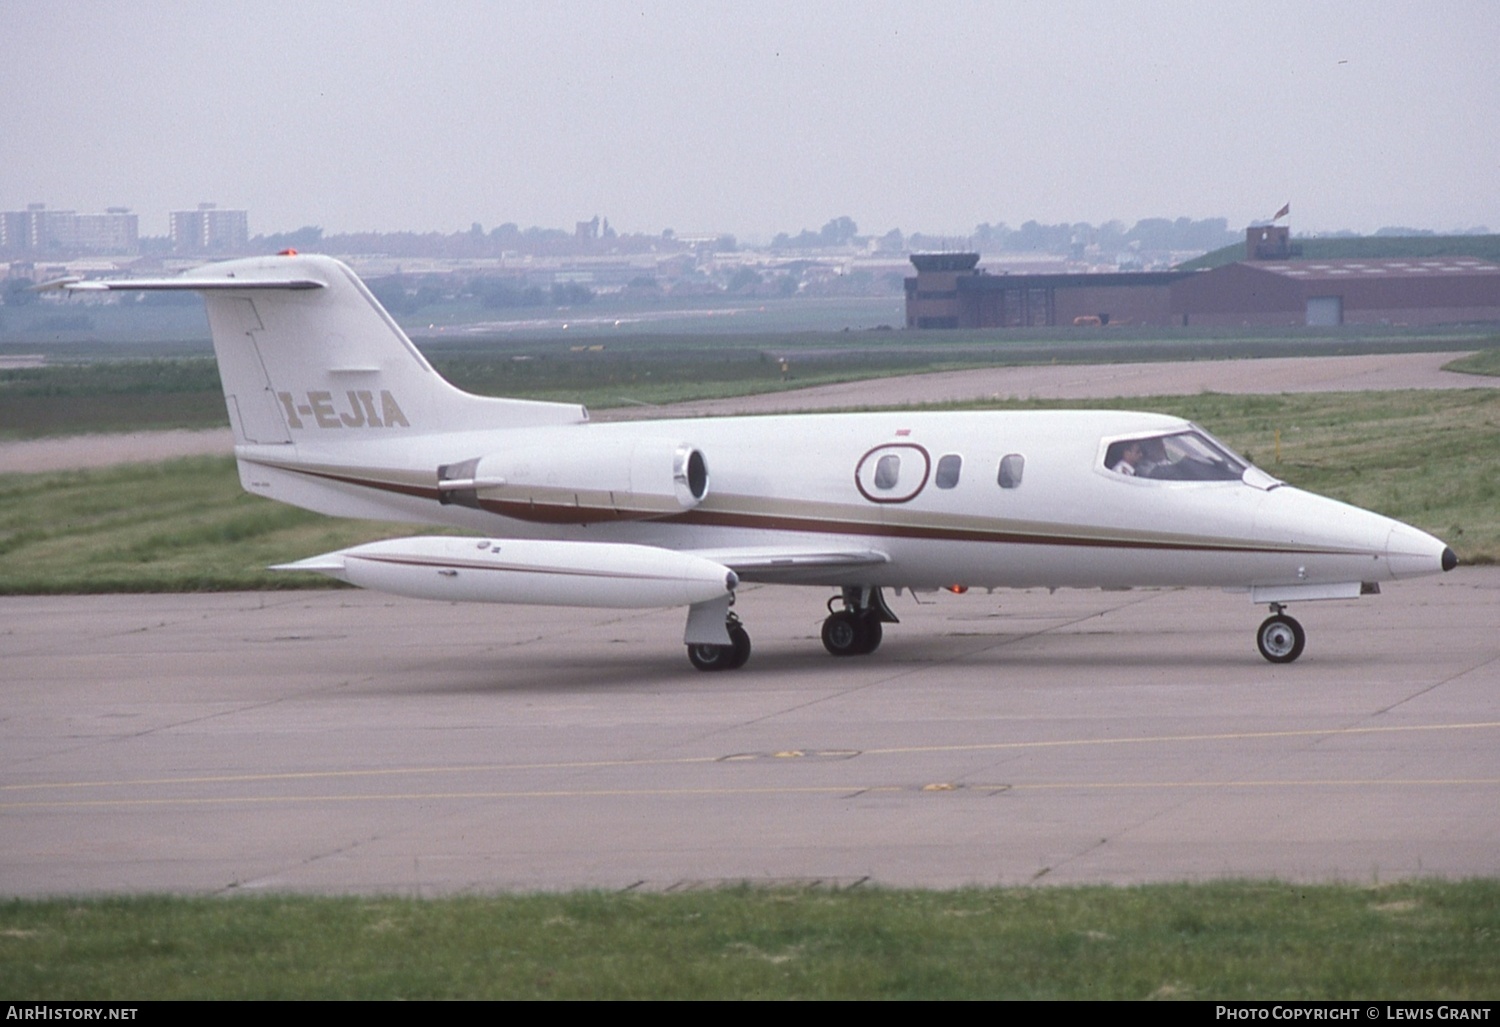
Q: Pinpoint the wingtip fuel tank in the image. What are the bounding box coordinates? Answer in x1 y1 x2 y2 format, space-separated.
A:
275 536 738 610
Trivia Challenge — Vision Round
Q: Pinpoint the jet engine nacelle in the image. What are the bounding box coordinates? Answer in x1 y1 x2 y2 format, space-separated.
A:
437 431 709 523
275 536 738 609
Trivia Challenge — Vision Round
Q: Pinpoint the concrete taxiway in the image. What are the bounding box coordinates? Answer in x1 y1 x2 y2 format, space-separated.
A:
3 571 1497 896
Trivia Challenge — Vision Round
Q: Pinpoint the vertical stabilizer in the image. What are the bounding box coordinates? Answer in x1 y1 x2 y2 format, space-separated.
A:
64 254 586 444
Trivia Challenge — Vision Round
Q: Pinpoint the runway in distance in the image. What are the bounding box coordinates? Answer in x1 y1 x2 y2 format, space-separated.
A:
51 253 1458 670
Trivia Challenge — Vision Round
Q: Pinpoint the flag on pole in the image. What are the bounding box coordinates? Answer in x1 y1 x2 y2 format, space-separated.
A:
1273 203 1291 220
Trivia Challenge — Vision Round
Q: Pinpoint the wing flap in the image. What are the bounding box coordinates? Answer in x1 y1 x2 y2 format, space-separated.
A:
690 546 890 575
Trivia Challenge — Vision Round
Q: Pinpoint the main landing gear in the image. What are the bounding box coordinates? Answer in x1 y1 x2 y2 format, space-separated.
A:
686 612 751 672
821 586 897 658
684 586 901 671
1256 603 1306 664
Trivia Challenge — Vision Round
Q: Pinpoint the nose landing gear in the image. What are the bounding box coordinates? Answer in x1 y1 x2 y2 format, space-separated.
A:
1256 603 1306 663
687 612 751 672
821 586 897 657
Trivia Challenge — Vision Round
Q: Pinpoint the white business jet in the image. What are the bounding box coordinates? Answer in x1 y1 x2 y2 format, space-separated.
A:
53 253 1456 669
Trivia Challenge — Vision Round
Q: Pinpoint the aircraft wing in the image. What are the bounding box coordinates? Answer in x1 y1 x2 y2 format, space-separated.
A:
688 546 890 580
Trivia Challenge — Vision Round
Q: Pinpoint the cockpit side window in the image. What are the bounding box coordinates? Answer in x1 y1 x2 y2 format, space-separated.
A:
935 454 962 489
1105 430 1247 481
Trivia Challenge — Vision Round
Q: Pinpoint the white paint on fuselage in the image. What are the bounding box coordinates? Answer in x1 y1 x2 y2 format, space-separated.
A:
59 253 1450 636
238 407 1443 595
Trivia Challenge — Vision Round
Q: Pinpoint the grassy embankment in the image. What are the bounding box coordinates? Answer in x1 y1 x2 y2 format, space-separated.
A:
1 388 1496 593
3 880 1498 999
1180 233 1500 270
1444 348 1500 376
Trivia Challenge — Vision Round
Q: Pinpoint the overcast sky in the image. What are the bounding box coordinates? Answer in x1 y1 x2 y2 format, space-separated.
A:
4 1 1496 241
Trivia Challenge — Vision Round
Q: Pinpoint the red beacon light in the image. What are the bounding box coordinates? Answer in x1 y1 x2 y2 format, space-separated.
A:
278 249 298 256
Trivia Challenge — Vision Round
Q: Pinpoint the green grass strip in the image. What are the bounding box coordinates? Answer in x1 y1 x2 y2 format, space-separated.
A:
1443 349 1500 377
0 455 425 593
3 882 1498 999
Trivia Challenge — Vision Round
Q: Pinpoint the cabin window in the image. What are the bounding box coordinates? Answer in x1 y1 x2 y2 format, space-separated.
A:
855 443 931 503
998 453 1024 489
935 454 962 489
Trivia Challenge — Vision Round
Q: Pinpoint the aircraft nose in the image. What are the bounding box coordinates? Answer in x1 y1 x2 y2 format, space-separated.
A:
1385 521 1456 579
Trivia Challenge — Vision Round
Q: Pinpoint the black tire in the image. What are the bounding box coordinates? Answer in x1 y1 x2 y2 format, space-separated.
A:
822 610 883 657
821 610 862 656
728 624 752 669
687 642 736 672
1256 614 1306 664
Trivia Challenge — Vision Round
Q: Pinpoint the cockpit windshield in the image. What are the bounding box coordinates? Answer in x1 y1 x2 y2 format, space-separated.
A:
1104 429 1250 482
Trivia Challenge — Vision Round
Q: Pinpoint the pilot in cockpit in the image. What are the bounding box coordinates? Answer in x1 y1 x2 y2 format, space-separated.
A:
1109 440 1146 476
1108 431 1247 481
1135 437 1166 476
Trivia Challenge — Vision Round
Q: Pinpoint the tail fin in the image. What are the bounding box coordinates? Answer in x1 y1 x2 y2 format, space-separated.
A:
64 253 585 444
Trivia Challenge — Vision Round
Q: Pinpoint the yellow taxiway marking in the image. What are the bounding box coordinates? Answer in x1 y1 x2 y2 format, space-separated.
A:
854 720 1500 758
4 778 1500 812
5 720 1498 796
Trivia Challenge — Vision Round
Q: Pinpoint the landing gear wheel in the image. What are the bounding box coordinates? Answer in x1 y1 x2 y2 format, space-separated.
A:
1256 614 1306 664
727 623 752 669
687 642 736 672
687 620 752 672
822 610 881 656
821 611 861 656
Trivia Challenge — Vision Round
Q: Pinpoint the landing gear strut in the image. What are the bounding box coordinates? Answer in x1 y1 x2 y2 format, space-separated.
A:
687 612 751 672
1256 603 1306 664
821 586 897 657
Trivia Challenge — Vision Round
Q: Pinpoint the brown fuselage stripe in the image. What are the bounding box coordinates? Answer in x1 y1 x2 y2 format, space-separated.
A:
248 460 1364 559
351 553 712 583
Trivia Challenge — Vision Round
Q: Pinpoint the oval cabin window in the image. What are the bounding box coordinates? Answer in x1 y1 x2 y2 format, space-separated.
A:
855 444 931 503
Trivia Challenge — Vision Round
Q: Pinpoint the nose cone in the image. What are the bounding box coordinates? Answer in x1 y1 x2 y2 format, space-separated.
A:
1255 487 1392 555
1255 487 1455 585
1386 521 1457 579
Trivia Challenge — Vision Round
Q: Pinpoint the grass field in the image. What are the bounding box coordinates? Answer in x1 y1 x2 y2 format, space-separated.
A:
1445 348 1500 376
0 358 225 439
1 389 1494 594
0 456 417 593
3 881 1497 999
0 350 987 439
5 324 1497 438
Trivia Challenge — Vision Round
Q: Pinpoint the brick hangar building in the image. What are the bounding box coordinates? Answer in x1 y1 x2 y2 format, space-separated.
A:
905 226 1500 329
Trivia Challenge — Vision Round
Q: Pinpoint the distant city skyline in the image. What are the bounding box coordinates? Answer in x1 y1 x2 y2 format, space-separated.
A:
5 198 1485 254
5 1 1496 241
